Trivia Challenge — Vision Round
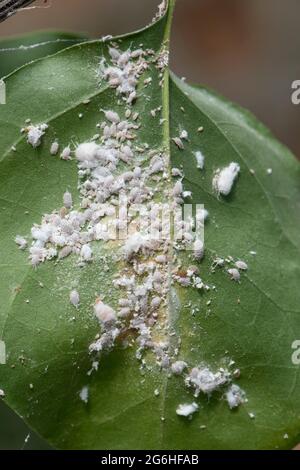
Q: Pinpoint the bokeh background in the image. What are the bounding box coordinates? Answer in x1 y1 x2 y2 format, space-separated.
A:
0 0 299 449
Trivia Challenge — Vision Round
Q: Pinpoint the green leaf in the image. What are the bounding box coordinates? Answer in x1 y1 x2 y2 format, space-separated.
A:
0 31 87 78
0 0 300 450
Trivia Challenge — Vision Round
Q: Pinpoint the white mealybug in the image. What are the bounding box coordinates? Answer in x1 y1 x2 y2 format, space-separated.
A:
172 137 184 150
63 191 73 209
94 300 116 324
225 384 246 409
15 235 27 250
171 168 183 177
79 386 89 404
80 244 92 261
196 208 209 225
235 260 248 271
194 151 205 170
0 389 5 398
173 180 183 197
60 146 71 160
193 239 204 261
155 254 167 264
213 162 240 196
70 290 80 308
109 47 120 61
59 246 72 259
50 141 59 156
26 124 48 148
176 402 198 418
228 268 241 282
151 297 161 309
103 110 120 123
171 361 188 375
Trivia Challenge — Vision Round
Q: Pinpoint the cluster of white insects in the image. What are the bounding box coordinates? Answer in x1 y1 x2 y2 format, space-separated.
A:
14 2 253 419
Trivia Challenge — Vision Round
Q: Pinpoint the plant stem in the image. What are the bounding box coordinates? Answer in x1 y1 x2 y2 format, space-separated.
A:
163 0 176 44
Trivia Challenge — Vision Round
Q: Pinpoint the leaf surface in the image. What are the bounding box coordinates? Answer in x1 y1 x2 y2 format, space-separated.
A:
0 31 87 78
0 1 299 450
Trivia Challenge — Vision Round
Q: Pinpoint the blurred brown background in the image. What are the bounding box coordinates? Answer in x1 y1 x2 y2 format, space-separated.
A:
0 0 299 158
0 0 299 450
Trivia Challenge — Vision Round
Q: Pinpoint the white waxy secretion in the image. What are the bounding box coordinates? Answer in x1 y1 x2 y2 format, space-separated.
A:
186 366 229 396
225 384 246 409
15 235 27 250
213 162 240 196
81 244 92 261
194 151 205 170
79 386 89 404
171 361 188 375
176 402 198 417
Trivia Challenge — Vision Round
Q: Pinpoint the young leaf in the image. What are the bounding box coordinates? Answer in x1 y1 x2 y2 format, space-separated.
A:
0 0 299 450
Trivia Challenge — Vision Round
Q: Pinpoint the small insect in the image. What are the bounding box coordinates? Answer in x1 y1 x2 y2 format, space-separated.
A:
155 254 167 264
70 290 80 308
80 244 92 261
235 260 248 271
127 91 137 104
79 386 89 404
225 384 246 409
59 246 72 259
171 361 188 375
15 235 27 250
63 191 73 209
172 137 184 150
194 150 205 170
267 168 273 175
173 180 183 197
50 141 59 156
193 239 204 261
213 162 240 196
176 402 198 417
26 123 48 148
109 47 120 61
94 300 116 324
60 146 71 160
151 296 161 309
228 268 241 282
103 110 120 123
171 169 181 179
